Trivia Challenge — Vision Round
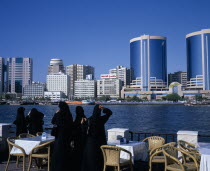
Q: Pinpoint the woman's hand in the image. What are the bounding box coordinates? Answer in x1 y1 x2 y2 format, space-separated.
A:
99 105 105 109
81 117 87 124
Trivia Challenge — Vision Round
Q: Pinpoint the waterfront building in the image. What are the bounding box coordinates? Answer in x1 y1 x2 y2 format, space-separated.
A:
130 35 167 91
44 91 65 101
168 71 187 88
48 59 65 75
0 57 4 93
46 73 70 97
23 82 45 99
74 80 97 99
6 57 32 95
109 66 131 86
186 29 210 90
66 64 94 97
97 74 122 98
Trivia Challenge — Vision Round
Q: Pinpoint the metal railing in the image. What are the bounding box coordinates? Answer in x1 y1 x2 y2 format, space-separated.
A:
129 131 210 143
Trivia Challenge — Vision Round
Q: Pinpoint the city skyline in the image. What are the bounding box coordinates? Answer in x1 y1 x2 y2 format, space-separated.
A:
1 0 210 82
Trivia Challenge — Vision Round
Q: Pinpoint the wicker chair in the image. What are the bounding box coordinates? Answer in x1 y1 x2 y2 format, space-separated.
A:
100 145 133 171
36 132 43 136
149 142 176 171
19 133 35 138
27 140 54 171
162 145 199 171
178 140 201 164
5 136 27 171
142 136 165 152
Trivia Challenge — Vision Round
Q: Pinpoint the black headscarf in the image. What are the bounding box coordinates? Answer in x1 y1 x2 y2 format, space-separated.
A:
91 104 101 120
76 106 85 118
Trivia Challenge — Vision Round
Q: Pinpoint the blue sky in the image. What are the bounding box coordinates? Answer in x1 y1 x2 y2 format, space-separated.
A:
0 0 210 82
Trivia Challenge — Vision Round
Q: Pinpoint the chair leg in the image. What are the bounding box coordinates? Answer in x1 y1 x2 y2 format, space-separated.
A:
23 156 25 171
118 165 120 171
27 156 32 171
130 163 133 171
16 156 19 167
149 161 152 171
103 165 106 171
5 155 11 171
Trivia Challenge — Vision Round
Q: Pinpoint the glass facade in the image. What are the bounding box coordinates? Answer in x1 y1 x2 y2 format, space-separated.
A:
186 29 210 90
130 35 167 91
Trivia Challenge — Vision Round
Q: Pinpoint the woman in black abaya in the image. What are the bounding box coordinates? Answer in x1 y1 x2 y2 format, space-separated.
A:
26 108 44 135
82 104 112 171
13 107 27 136
51 101 73 171
72 106 87 171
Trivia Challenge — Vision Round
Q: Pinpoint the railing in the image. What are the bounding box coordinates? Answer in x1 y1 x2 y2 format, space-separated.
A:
129 131 177 143
129 131 210 143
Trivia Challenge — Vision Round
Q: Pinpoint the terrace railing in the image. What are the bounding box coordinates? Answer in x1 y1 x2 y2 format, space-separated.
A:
129 131 210 143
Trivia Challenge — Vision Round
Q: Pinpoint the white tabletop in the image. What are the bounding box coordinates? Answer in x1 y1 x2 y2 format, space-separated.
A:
10 134 55 155
109 141 148 163
198 142 210 171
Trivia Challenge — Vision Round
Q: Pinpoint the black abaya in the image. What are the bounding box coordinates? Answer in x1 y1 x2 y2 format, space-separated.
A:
82 105 112 171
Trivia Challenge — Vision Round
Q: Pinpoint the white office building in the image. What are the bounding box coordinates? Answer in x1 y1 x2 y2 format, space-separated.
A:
66 64 94 96
44 91 65 101
23 82 45 99
46 73 70 97
97 74 122 98
74 80 96 98
109 66 131 86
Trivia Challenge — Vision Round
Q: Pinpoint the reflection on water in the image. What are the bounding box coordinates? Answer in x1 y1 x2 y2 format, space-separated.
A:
0 105 210 134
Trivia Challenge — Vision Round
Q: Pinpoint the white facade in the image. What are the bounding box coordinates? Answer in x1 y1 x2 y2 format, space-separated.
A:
6 57 32 94
109 66 131 86
74 80 96 98
66 64 94 96
44 91 65 101
97 74 122 98
23 82 45 98
46 73 70 97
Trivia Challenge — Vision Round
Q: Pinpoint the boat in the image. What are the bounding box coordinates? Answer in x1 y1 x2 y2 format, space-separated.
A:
82 100 95 105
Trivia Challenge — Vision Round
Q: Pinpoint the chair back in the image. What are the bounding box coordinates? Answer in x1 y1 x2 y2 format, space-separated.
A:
101 145 122 166
19 133 35 138
144 136 165 151
163 145 179 165
7 136 26 155
36 132 43 136
30 140 54 154
178 140 197 153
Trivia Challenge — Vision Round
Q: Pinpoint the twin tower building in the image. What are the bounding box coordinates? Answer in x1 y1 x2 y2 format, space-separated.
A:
130 29 210 92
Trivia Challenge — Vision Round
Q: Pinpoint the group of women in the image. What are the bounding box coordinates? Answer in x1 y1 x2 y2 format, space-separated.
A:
51 102 112 171
13 107 44 136
13 102 112 171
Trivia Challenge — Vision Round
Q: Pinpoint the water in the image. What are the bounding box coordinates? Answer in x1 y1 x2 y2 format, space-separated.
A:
1 105 210 134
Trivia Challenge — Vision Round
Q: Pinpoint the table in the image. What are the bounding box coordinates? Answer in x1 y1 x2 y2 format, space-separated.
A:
109 141 148 163
198 142 210 171
10 135 55 155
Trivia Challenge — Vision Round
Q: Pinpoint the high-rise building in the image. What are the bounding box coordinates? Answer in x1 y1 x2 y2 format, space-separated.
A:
6 57 32 94
109 66 131 86
130 35 167 91
97 74 122 98
74 80 96 99
48 59 65 75
46 73 70 97
0 57 4 93
186 29 210 90
168 71 187 87
66 64 94 97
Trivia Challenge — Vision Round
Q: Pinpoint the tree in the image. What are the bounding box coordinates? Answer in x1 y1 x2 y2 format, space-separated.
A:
165 93 181 102
195 95 203 101
132 95 141 102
